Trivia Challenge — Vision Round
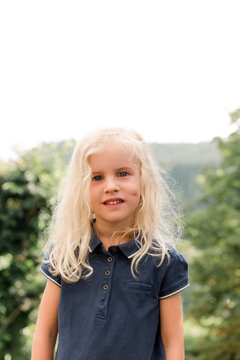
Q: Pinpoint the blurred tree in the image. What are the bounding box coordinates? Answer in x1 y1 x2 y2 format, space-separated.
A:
0 140 75 359
186 110 240 359
0 165 47 359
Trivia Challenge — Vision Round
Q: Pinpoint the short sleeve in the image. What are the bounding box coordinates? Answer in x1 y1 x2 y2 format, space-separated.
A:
159 249 189 299
40 246 62 287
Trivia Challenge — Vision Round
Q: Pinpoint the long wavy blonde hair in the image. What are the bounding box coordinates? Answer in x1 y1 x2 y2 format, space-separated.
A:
46 127 182 282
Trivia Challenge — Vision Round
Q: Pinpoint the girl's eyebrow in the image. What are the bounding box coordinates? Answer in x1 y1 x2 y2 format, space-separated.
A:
116 167 134 171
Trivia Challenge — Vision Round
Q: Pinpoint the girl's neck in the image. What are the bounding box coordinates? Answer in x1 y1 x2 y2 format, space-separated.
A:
93 221 131 251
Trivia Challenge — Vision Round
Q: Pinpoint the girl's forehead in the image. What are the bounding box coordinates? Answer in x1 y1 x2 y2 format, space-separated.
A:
88 143 139 169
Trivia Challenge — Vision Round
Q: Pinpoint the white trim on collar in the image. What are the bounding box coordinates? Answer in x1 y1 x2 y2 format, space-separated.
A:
127 250 139 259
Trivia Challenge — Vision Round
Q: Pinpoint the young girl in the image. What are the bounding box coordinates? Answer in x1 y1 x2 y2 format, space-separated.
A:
32 128 189 360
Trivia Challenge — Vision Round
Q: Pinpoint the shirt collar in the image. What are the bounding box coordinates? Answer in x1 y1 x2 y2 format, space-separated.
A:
89 232 140 259
118 239 140 258
89 232 102 252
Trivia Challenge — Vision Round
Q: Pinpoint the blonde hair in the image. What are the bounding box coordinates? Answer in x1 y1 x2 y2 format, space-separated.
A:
46 127 182 282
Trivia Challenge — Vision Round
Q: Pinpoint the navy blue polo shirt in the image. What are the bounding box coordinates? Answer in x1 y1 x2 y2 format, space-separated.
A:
40 234 189 360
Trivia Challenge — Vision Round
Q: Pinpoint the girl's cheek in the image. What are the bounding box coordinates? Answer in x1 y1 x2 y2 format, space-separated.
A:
130 187 141 197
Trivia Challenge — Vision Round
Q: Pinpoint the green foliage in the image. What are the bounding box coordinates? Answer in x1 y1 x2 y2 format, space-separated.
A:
0 140 74 359
0 165 47 359
186 111 240 359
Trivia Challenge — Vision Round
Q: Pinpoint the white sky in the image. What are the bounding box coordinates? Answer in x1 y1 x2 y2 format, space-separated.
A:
1 0 240 161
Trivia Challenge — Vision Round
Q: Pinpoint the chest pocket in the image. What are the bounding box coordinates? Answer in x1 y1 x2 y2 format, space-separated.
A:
127 281 153 303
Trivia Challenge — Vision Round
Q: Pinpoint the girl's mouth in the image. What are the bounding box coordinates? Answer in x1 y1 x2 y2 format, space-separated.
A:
103 199 124 205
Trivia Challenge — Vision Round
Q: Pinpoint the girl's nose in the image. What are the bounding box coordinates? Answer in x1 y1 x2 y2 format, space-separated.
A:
104 179 120 193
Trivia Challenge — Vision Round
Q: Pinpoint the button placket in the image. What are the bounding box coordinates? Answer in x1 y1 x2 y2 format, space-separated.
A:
103 256 113 289
96 254 114 320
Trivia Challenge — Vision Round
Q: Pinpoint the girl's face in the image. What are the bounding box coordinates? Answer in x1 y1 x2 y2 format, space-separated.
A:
89 143 141 230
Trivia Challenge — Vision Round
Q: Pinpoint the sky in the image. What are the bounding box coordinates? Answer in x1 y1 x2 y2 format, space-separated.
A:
1 0 240 161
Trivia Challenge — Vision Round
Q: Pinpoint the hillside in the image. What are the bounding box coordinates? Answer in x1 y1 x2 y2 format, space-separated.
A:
149 142 221 205
149 142 221 169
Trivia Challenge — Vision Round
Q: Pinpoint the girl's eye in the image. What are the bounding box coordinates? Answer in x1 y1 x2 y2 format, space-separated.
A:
118 171 128 177
92 175 103 181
